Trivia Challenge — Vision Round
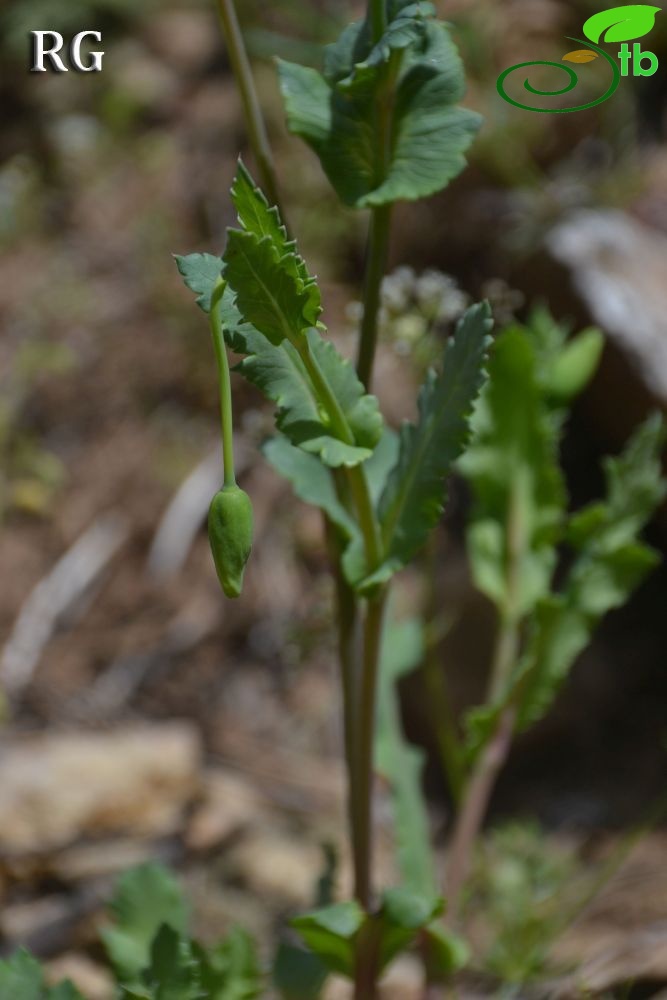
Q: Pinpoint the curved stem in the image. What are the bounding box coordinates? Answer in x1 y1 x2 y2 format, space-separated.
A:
215 0 283 215
210 280 236 487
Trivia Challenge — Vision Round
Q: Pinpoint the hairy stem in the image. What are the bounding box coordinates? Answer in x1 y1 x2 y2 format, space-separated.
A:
215 0 283 215
210 280 236 487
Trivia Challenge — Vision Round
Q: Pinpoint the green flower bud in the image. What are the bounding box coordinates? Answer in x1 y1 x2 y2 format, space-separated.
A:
208 485 253 598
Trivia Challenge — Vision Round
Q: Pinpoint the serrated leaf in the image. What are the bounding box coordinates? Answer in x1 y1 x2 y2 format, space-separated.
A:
458 323 565 620
278 18 481 208
583 4 661 43
231 160 289 248
174 253 222 312
229 161 316 302
291 902 364 978
176 261 383 468
223 230 322 346
237 327 382 467
195 927 262 1000
102 863 188 985
376 620 437 896
517 415 666 728
365 303 491 587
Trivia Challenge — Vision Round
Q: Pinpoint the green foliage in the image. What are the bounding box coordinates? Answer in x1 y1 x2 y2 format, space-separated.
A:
2 864 264 1000
291 901 364 978
278 4 481 206
420 924 470 982
292 889 445 982
459 310 666 755
195 928 262 1000
272 942 328 1000
127 925 200 1000
517 413 666 729
376 619 436 897
102 863 189 985
0 950 84 1000
458 322 566 623
175 166 383 469
367 302 492 587
583 4 661 43
375 888 443 971
469 822 579 984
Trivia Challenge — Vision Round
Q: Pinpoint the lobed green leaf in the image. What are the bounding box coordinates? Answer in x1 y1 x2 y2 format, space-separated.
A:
516 414 666 729
278 10 481 208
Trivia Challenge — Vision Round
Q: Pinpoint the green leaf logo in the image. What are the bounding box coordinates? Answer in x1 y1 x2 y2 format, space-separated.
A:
583 4 661 43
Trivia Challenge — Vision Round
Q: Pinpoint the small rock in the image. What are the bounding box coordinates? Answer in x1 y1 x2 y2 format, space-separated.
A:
0 723 201 854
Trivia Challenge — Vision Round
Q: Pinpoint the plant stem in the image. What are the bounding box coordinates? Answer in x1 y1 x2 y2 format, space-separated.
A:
357 205 392 392
369 0 388 42
210 281 236 487
295 334 382 573
354 918 382 1000
445 616 520 926
215 0 283 215
327 519 361 871
353 591 387 910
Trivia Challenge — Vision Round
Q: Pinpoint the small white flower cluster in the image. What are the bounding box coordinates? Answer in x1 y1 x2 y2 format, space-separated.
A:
381 266 469 325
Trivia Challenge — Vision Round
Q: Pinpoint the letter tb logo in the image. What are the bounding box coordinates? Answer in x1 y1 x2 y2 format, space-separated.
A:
30 30 105 73
497 4 661 113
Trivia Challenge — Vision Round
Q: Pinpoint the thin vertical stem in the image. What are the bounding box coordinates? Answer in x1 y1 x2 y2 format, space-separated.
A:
356 204 392 391
369 0 388 42
210 281 236 487
215 0 283 215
